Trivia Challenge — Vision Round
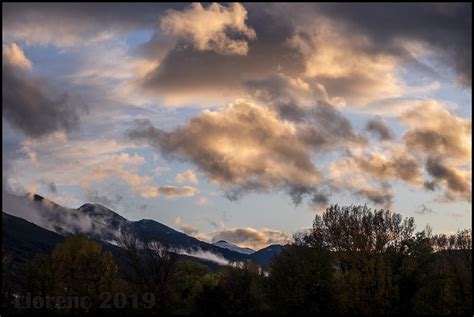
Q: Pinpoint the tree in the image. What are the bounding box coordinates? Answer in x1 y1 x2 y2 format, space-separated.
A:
195 261 266 314
171 260 210 314
266 245 334 314
23 235 122 313
300 204 416 314
119 234 178 313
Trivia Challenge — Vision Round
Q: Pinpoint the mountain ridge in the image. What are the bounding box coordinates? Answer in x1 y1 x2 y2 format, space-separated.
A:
2 193 286 266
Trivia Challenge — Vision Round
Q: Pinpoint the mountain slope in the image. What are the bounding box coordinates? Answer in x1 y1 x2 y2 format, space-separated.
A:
249 244 286 266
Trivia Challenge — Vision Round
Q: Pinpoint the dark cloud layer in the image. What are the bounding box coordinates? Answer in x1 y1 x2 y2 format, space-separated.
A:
3 3 180 47
316 3 472 86
3 49 87 138
139 4 305 105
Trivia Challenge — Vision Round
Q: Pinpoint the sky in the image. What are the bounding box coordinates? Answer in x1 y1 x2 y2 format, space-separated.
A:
2 3 472 250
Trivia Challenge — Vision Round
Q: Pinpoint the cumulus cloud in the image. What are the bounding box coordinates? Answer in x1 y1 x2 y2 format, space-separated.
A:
288 19 404 107
161 3 256 55
330 157 395 207
176 169 198 184
128 101 324 203
329 140 428 207
127 97 370 206
137 4 305 106
400 101 471 162
350 147 422 185
425 158 471 202
3 43 87 138
175 217 291 250
210 227 291 250
398 101 471 202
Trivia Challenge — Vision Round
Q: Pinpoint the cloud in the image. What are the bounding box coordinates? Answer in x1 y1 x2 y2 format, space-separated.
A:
137 4 304 106
331 158 393 207
414 203 435 215
175 217 291 250
84 189 124 209
174 248 237 266
287 18 405 106
77 152 198 200
425 157 471 202
400 101 471 163
176 169 198 184
3 43 87 138
3 3 174 47
351 147 422 185
137 185 199 199
366 118 394 141
41 180 57 194
210 227 291 250
2 43 32 70
4 135 140 204
398 101 471 203
2 192 93 235
157 185 199 198
128 100 324 203
81 153 150 188
161 3 256 55
314 3 472 86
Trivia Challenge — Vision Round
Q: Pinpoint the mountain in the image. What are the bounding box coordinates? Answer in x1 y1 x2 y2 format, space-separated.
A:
212 240 255 255
249 244 286 266
1 212 223 276
2 193 284 266
2 211 65 265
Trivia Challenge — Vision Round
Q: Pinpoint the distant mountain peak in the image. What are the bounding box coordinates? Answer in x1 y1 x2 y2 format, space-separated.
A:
78 203 126 219
213 240 255 255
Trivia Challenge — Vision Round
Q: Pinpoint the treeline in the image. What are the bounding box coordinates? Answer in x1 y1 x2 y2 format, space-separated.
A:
2 205 472 315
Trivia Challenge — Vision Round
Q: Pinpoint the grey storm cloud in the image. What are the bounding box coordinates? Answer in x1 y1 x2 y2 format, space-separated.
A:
315 3 472 86
366 118 394 141
3 52 87 138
